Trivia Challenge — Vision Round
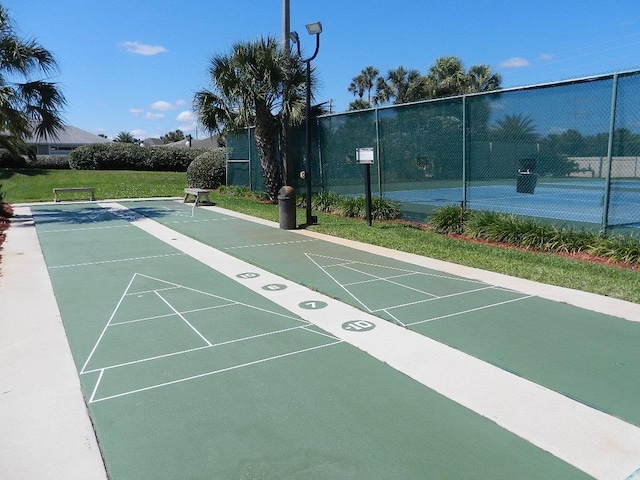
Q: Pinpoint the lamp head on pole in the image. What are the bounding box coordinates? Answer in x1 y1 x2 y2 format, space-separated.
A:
288 31 299 44
305 22 322 35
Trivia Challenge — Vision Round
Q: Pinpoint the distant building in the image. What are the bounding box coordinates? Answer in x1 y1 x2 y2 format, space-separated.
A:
140 138 164 147
25 125 110 155
162 136 221 148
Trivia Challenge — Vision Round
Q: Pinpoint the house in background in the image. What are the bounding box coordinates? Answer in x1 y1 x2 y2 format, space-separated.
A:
162 136 220 148
25 125 110 155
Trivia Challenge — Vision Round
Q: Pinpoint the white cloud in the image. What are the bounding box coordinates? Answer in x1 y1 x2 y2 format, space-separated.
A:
129 108 144 115
176 111 194 122
540 53 554 61
498 57 530 68
144 112 164 120
120 41 167 56
150 100 175 111
175 99 186 106
131 128 146 137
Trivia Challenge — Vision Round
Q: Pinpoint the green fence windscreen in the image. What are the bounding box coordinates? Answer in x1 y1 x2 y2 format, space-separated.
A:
227 70 640 234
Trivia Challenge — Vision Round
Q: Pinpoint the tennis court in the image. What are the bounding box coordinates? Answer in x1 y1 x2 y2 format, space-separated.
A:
385 178 640 226
24 199 640 479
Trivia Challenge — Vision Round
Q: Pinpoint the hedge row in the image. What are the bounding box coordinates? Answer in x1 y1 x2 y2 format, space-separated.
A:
68 143 211 171
0 151 71 169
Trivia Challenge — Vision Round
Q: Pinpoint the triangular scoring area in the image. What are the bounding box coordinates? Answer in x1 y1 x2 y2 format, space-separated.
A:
305 253 493 326
81 274 229 374
80 273 332 404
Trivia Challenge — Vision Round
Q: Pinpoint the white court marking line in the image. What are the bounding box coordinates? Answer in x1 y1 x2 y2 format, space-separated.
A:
305 252 522 315
132 272 306 324
80 271 340 400
38 224 133 234
407 295 535 327
80 274 137 374
305 253 373 313
98 202 640 479
306 252 488 285
224 239 316 250
110 302 238 327
370 285 507 313
155 290 212 347
82 323 332 376
81 271 312 373
48 253 185 269
88 341 342 404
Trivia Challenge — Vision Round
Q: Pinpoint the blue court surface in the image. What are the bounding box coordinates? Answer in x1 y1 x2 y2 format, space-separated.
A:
385 180 640 226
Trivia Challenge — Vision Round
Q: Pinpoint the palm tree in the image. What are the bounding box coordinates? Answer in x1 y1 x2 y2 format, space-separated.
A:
194 36 307 202
374 66 428 105
493 114 538 142
466 65 502 93
113 131 138 144
0 5 66 159
348 98 372 111
426 56 502 98
427 56 468 98
348 66 379 108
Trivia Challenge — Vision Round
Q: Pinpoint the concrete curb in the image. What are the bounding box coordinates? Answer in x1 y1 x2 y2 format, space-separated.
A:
0 207 108 480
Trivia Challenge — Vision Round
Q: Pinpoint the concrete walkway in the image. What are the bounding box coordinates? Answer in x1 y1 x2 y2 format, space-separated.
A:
0 206 107 480
2 200 640 479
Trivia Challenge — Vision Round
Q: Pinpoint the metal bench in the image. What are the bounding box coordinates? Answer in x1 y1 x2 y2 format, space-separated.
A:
53 187 95 202
183 188 212 206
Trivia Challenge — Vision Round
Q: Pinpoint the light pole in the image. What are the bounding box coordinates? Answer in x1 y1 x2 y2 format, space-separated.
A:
290 21 322 225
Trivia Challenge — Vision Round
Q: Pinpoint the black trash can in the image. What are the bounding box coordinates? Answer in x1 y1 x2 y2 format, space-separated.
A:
278 186 296 230
516 172 538 194
516 158 538 194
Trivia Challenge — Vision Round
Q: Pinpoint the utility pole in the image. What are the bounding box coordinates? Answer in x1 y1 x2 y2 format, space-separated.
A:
282 0 290 53
281 0 292 185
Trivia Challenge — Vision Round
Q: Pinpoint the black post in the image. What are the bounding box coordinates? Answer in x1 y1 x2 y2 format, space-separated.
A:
364 163 372 227
304 59 316 225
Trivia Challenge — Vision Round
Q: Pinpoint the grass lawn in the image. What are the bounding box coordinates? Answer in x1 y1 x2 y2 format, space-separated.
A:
0 169 187 203
1 168 638 304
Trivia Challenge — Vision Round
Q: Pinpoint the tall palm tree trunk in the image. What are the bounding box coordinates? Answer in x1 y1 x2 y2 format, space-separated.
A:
254 105 283 202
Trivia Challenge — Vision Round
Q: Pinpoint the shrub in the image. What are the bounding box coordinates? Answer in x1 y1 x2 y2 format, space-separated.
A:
186 148 226 189
0 149 26 168
69 143 206 171
427 205 640 265
333 196 401 220
371 197 401 220
337 197 366 218
25 155 71 169
428 204 469 234
311 191 345 212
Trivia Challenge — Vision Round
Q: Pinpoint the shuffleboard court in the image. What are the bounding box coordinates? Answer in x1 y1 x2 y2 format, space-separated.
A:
120 199 640 428
27 200 640 479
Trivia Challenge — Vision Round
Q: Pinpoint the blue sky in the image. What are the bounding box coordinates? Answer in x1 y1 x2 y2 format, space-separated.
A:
6 0 640 140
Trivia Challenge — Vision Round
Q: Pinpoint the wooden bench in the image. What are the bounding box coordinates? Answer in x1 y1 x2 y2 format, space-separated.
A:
183 188 212 206
53 187 95 202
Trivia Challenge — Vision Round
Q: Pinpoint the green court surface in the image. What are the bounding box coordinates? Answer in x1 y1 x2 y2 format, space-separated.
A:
29 200 640 479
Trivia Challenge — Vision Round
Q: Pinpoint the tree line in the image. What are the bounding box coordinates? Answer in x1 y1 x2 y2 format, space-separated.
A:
1 2 503 205
347 56 502 110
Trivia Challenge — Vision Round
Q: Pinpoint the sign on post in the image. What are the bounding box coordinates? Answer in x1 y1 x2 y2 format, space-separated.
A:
356 147 375 164
356 148 374 226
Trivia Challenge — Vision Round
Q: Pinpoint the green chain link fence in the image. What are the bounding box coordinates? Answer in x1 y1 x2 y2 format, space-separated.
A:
227 70 640 234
